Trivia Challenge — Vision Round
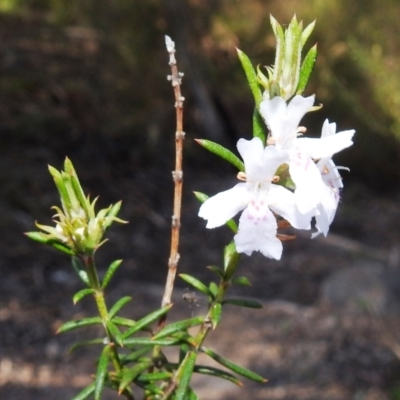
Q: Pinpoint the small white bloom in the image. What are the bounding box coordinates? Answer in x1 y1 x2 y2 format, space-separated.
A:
260 96 354 218
311 120 353 237
199 137 312 260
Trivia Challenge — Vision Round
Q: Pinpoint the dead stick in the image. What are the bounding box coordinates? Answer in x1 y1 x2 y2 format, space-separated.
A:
161 36 185 311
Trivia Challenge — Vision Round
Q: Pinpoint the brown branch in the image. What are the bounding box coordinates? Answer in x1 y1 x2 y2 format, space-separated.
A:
161 36 185 312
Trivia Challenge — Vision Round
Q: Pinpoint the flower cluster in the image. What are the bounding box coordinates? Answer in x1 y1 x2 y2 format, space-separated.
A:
27 158 126 256
198 95 354 260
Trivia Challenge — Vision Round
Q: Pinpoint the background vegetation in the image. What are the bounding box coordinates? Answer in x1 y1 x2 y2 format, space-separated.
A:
1 0 400 191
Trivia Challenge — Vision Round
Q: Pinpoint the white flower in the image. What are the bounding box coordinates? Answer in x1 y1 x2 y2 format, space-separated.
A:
198 137 312 260
260 95 354 219
311 120 352 237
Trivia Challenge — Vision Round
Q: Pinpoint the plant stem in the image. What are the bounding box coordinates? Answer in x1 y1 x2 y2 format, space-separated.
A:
83 255 134 400
161 36 185 312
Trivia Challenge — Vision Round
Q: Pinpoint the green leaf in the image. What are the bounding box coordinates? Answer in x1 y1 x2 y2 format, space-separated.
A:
175 352 197 400
201 346 267 382
111 316 136 328
106 200 122 220
223 242 240 281
106 320 123 347
25 232 76 255
73 288 95 304
137 371 173 382
186 387 199 400
122 304 172 339
153 316 204 340
209 303 222 330
296 44 317 95
65 158 91 217
193 365 242 386
301 20 316 47
71 257 90 285
231 276 252 286
57 317 102 333
123 337 182 347
252 108 266 143
236 48 262 107
94 345 110 400
208 282 218 298
222 298 263 309
195 139 244 171
120 346 152 364
179 274 212 298
119 362 152 394
48 164 71 214
68 338 105 354
109 296 132 319
71 382 95 400
102 259 123 289
193 191 208 204
207 266 224 279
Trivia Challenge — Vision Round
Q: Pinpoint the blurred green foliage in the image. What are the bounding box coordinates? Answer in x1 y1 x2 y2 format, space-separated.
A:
1 0 400 188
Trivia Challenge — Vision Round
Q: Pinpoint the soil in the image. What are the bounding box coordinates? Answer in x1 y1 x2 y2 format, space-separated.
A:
2 11 400 400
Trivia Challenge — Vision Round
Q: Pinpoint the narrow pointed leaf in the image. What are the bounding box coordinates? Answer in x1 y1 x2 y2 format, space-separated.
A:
252 108 266 143
109 296 132 319
301 20 316 46
122 304 172 339
179 274 212 298
25 232 75 255
186 387 199 400
48 164 71 214
71 382 95 400
71 257 90 285
153 316 204 340
175 352 197 400
193 365 243 386
57 317 102 333
208 282 218 298
94 345 110 400
231 276 252 286
73 288 95 304
223 242 240 280
138 371 173 382
65 158 90 216
106 320 123 347
201 346 267 382
195 139 244 171
222 298 263 309
111 316 136 328
207 266 224 279
210 303 222 329
120 346 152 363
69 338 105 354
236 48 262 106
123 337 182 346
107 201 122 219
119 362 152 394
297 44 317 95
102 259 123 289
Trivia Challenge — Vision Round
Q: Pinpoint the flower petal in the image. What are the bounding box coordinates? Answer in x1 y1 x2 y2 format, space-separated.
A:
198 183 249 228
234 201 282 259
259 95 315 150
237 138 289 185
268 185 312 230
297 130 355 159
289 150 325 214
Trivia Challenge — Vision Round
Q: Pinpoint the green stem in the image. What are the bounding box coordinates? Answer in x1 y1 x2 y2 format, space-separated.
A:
83 255 134 400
